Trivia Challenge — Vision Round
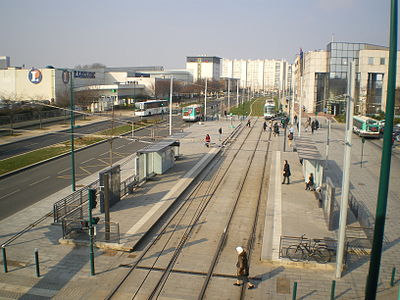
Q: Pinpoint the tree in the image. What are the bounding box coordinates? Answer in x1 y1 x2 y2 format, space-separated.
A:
74 63 106 69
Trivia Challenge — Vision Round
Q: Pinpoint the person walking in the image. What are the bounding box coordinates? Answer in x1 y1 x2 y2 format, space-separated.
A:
263 121 267 132
205 134 211 148
282 160 291 184
273 122 280 137
311 120 316 134
218 127 222 141
315 119 320 130
247 119 251 127
233 247 255 289
305 173 315 190
287 130 294 148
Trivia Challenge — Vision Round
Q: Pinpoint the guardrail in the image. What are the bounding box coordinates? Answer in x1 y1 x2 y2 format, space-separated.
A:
53 180 99 223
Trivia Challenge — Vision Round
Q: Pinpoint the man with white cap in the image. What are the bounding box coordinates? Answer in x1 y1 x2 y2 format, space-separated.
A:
234 246 255 289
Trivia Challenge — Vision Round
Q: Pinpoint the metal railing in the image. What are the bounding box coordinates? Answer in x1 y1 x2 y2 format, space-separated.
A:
95 221 120 244
53 180 99 223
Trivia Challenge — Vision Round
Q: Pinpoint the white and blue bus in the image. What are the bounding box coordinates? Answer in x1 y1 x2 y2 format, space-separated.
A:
134 100 168 116
353 116 380 138
264 101 276 120
182 104 203 122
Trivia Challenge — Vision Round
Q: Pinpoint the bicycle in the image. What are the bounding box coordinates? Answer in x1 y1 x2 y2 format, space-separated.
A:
285 234 331 264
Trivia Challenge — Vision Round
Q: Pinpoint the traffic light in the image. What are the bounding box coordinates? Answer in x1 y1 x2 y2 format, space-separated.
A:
88 189 97 210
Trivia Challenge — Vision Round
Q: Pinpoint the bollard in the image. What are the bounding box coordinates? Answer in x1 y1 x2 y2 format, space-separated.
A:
2 246 7 273
34 248 40 277
391 267 397 287
292 281 298 300
330 280 336 300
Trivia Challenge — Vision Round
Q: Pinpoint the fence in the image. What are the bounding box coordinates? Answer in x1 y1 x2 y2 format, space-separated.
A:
95 221 120 244
61 219 120 244
53 180 99 223
120 175 138 196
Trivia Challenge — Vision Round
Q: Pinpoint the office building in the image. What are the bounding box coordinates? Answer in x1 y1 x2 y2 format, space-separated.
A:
295 42 400 115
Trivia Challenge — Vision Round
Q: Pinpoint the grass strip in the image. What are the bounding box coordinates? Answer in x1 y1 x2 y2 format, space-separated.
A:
0 120 160 175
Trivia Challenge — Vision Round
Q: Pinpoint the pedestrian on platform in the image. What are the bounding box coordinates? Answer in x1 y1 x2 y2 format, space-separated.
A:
282 160 291 184
305 173 315 190
247 119 251 127
315 119 320 130
263 121 267 132
205 134 211 148
233 247 255 289
287 131 294 148
311 120 316 134
273 122 280 137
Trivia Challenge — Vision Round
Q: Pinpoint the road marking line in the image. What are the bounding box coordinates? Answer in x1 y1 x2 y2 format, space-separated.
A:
81 158 95 164
29 176 51 186
80 166 91 175
116 145 125 149
57 167 70 174
0 189 21 200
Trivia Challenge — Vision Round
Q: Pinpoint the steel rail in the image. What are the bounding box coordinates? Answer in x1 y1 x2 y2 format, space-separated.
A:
147 119 260 300
104 122 244 299
197 118 267 300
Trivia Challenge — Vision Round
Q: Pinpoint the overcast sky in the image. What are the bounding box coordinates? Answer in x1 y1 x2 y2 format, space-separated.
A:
0 0 392 69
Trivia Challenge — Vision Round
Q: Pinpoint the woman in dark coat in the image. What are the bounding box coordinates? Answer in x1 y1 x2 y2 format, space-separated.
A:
234 247 255 289
282 160 291 184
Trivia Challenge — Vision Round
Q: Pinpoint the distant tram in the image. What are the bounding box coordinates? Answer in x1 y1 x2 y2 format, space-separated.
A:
182 104 203 122
264 101 276 120
134 100 168 116
353 116 380 138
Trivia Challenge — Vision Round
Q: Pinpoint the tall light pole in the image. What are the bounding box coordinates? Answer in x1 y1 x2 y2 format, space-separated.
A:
236 79 239 107
204 78 207 121
365 0 398 298
228 78 231 112
335 60 356 279
169 76 173 136
298 77 303 137
69 70 76 192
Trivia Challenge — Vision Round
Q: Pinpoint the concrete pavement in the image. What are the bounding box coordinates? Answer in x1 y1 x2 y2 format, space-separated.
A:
0 115 399 299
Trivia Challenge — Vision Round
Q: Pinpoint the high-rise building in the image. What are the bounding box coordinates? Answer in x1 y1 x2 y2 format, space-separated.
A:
0 56 10 69
221 58 290 92
186 56 221 82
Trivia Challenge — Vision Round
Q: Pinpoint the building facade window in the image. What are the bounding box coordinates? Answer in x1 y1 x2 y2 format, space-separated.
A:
366 73 384 114
380 57 385 65
368 57 374 65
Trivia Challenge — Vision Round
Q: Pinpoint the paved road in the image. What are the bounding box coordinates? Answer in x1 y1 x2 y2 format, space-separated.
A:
0 117 188 221
0 115 164 160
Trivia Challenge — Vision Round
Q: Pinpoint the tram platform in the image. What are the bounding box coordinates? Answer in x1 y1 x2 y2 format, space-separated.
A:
0 117 376 300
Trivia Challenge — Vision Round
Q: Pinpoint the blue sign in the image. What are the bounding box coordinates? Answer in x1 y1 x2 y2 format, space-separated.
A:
74 71 95 79
28 68 42 84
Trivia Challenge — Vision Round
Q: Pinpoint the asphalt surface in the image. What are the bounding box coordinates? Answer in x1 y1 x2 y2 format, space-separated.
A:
0 116 188 221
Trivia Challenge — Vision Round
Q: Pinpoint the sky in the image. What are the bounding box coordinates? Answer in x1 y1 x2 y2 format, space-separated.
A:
0 0 392 70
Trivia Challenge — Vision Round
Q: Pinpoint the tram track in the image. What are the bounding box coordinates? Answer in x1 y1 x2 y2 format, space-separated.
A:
105 116 271 299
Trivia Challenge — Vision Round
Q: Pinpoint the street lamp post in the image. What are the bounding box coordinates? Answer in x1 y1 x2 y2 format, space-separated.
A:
69 70 76 192
169 76 173 136
204 78 207 121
